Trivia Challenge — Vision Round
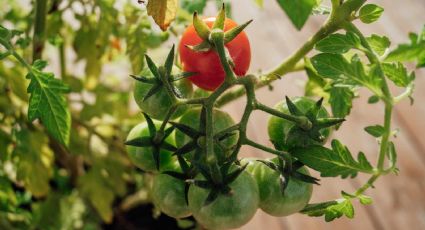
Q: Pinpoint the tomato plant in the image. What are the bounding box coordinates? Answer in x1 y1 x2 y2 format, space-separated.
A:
179 17 251 91
268 97 332 151
0 0 423 229
245 158 313 216
133 67 193 120
126 121 175 172
174 107 238 162
188 169 259 229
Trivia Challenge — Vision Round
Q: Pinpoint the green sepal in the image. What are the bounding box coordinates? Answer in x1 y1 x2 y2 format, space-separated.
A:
224 19 253 44
129 74 157 84
170 121 200 138
143 83 162 101
193 12 210 40
212 3 226 30
124 137 153 147
143 112 156 137
164 44 175 77
173 141 197 156
285 96 303 116
184 41 211 52
224 163 247 184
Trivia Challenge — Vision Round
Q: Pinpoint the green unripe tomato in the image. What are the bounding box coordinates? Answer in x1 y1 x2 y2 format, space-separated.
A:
126 122 174 172
268 97 331 150
133 68 193 121
175 108 238 162
151 172 191 218
251 158 313 216
188 171 259 230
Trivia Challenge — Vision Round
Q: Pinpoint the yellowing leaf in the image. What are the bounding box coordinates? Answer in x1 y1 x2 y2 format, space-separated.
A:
147 0 178 31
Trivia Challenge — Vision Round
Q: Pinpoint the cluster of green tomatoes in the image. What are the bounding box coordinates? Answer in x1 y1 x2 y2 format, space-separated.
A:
125 11 335 230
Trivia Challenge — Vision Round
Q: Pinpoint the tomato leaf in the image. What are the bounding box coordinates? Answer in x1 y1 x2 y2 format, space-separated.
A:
276 0 317 30
316 32 361 54
292 140 374 178
366 34 390 56
311 53 383 95
147 0 178 31
385 26 425 67
382 62 415 87
364 125 385 137
301 198 354 221
329 87 354 119
359 4 384 24
27 60 71 146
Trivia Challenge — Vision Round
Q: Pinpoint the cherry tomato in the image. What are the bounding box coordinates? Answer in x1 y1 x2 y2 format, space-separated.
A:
133 68 193 121
243 158 313 217
174 107 238 162
188 170 259 229
268 97 331 150
179 17 251 91
126 122 175 172
151 172 191 218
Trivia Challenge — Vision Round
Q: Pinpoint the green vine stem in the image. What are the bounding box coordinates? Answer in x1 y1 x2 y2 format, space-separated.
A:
216 0 367 107
32 0 48 62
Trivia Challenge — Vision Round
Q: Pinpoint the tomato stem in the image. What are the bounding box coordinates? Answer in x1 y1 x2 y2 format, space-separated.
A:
32 0 48 62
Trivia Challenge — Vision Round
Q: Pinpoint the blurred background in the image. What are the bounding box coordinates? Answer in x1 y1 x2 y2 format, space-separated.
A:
231 0 425 229
1 0 424 229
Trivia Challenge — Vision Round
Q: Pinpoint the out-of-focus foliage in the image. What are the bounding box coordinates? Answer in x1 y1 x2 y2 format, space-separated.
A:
0 0 191 228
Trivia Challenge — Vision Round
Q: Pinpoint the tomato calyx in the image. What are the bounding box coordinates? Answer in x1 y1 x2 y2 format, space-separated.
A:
170 107 238 162
188 161 248 206
130 45 195 101
280 96 345 149
162 155 197 205
124 113 177 170
187 4 253 53
257 157 320 195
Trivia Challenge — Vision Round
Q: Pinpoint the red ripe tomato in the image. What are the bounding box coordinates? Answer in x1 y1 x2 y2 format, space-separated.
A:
179 17 251 91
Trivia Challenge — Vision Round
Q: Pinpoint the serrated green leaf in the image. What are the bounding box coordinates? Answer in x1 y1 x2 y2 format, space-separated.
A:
302 198 355 222
276 0 317 30
292 140 374 178
382 62 414 87
316 32 360 54
311 53 382 94
359 4 384 24
366 34 390 56
326 199 354 221
27 62 71 146
329 87 354 119
385 42 425 64
364 125 385 137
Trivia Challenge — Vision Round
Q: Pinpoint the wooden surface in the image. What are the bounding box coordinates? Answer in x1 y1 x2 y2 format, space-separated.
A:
213 0 425 229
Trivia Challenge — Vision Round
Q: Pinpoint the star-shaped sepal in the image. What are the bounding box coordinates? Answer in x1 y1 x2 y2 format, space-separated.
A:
284 96 345 149
124 113 177 170
170 107 238 163
257 157 320 195
187 161 248 206
130 45 195 101
187 4 253 53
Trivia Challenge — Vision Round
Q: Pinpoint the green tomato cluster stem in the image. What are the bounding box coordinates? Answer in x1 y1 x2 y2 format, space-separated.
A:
155 0 400 213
